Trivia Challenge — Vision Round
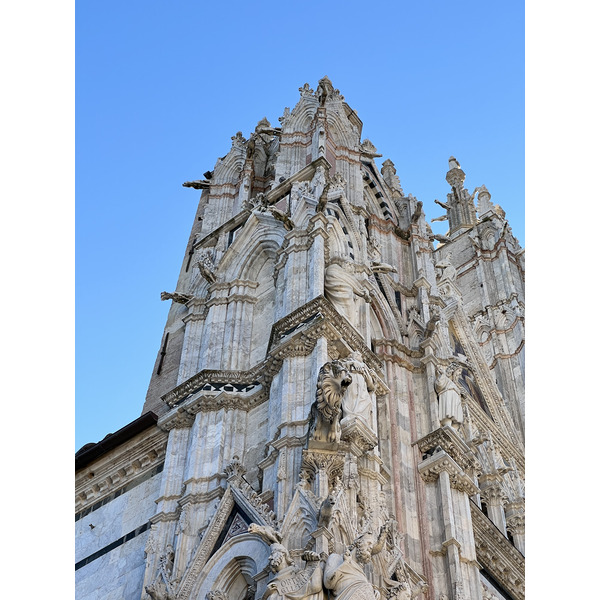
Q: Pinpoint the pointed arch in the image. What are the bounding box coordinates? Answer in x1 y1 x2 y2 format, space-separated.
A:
217 213 285 282
186 533 269 600
213 147 246 186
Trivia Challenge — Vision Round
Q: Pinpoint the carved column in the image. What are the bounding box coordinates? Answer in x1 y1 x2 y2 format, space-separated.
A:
307 213 328 300
178 300 207 383
143 414 194 595
417 429 482 600
505 500 525 555
478 475 508 536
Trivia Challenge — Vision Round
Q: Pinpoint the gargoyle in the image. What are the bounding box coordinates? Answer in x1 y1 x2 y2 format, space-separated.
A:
268 207 294 231
247 523 283 546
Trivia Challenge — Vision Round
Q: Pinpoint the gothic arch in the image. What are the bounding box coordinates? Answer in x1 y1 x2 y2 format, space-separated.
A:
325 110 359 150
283 97 319 135
212 148 246 186
188 533 269 600
217 214 285 281
368 288 402 340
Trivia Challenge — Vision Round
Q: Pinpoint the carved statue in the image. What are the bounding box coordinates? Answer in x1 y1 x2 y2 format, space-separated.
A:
435 253 456 283
410 201 423 224
161 291 193 304
263 543 325 600
317 491 337 529
145 544 177 600
196 251 217 283
340 352 377 431
323 525 389 600
434 365 464 429
308 361 352 443
324 263 369 326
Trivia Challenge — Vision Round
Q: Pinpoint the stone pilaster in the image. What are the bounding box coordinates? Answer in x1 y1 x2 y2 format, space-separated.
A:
417 428 481 600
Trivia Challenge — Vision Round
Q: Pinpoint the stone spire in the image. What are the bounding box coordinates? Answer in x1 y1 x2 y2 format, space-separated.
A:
443 156 478 236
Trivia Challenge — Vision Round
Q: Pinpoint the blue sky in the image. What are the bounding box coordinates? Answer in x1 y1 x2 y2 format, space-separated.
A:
4 2 600 594
75 1 525 451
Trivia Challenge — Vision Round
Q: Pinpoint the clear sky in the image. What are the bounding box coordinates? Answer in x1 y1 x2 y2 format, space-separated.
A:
75 1 525 451
5 2 600 596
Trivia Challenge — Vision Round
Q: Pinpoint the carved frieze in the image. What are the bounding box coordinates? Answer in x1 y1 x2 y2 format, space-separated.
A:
471 502 524 600
75 428 167 513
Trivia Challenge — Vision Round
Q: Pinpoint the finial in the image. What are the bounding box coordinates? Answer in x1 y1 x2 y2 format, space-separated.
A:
448 156 461 170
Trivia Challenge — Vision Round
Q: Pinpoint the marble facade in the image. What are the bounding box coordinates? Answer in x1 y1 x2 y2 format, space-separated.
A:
76 78 524 600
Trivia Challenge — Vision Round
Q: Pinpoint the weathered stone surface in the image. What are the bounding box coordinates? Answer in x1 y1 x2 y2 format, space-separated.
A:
76 77 524 600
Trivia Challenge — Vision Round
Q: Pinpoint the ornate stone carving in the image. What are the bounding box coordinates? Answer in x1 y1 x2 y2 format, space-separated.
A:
308 361 352 443
324 263 369 326
340 351 377 432
247 522 283 545
323 523 390 600
161 291 193 304
206 591 229 600
196 250 217 283
145 544 177 600
380 159 403 195
435 253 457 283
434 364 464 429
316 76 343 106
231 131 247 150
224 455 247 482
244 192 270 213
299 83 315 98
360 139 382 158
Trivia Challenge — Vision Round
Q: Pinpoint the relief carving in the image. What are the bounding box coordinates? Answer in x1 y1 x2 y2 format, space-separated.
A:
322 523 390 600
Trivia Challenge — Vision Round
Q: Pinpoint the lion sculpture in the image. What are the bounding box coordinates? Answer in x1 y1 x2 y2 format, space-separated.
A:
308 361 352 444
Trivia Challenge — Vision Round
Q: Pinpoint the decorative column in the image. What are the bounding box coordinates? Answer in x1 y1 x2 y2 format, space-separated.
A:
417 427 482 600
505 500 525 554
478 476 508 536
142 411 194 596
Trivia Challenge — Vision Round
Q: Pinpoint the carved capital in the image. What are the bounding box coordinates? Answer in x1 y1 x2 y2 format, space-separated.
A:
418 451 479 496
301 447 346 478
340 417 378 454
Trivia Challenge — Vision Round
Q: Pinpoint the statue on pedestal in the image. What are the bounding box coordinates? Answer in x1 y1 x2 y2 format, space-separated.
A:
340 352 376 432
434 365 463 429
308 361 352 443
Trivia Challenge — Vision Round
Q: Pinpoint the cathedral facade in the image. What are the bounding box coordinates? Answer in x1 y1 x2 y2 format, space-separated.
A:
75 78 525 600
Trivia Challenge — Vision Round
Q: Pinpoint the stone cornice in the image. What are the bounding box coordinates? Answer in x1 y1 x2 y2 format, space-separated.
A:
161 365 263 408
268 295 384 373
417 450 479 496
471 501 524 600
75 426 167 513
416 426 477 473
